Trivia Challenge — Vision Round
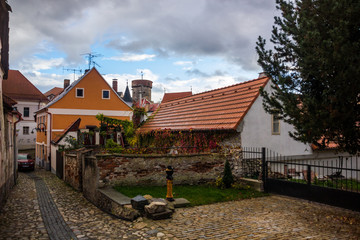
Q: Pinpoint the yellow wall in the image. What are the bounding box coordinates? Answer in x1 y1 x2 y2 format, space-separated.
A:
51 114 130 140
51 69 131 111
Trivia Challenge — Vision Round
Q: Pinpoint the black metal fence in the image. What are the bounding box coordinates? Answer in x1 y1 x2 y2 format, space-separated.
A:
242 147 360 211
241 147 264 179
265 153 360 193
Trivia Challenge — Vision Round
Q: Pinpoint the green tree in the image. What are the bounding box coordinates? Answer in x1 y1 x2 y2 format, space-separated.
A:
222 160 234 188
256 0 360 154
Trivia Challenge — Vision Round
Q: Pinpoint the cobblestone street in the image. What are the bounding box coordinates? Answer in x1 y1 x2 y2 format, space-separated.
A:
0 169 360 240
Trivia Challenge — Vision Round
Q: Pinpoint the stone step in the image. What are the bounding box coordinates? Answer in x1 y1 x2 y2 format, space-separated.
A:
98 187 131 205
171 198 190 208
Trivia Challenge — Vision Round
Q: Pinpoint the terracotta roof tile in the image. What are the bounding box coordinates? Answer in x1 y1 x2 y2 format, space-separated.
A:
44 87 63 98
162 91 192 103
52 118 81 144
140 76 270 132
3 70 49 102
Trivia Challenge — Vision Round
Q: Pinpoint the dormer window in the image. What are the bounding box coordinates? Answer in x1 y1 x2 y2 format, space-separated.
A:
102 90 110 99
76 88 84 98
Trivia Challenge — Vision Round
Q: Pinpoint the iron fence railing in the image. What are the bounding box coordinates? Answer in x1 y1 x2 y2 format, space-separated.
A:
266 153 360 193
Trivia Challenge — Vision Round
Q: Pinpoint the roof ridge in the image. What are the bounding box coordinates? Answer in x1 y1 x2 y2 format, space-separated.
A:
163 76 268 105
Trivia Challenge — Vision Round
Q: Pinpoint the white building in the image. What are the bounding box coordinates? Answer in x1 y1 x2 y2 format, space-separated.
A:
3 70 48 150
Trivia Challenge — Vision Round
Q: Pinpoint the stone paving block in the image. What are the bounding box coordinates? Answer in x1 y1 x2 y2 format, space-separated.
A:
172 198 190 208
131 195 149 211
1 170 360 240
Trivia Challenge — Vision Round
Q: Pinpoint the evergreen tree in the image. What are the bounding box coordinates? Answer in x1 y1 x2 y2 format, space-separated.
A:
256 0 360 154
222 159 234 188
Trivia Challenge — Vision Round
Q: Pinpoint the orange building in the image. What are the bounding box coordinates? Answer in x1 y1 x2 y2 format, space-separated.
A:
35 68 133 172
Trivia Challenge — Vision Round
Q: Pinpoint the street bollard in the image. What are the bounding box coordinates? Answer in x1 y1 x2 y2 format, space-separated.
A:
166 166 174 202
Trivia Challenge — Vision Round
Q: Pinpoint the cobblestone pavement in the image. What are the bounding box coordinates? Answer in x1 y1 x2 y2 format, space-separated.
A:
29 173 78 240
1 169 360 240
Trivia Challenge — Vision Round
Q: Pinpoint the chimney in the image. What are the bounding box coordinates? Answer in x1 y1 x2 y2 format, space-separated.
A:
64 79 70 89
112 79 118 92
258 72 268 78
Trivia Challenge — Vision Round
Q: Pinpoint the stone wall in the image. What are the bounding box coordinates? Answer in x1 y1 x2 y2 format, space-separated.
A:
96 153 226 187
64 148 93 191
64 154 81 191
219 132 243 177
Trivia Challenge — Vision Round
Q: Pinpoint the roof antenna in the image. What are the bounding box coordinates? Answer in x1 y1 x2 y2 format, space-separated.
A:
63 67 82 81
164 88 166 94
141 71 144 80
191 86 192 92
81 52 102 71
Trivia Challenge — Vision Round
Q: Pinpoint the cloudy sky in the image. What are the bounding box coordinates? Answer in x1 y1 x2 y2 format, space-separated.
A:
9 0 277 102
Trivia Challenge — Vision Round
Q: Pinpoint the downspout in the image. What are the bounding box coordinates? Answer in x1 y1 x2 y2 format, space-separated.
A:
13 110 22 183
47 111 52 171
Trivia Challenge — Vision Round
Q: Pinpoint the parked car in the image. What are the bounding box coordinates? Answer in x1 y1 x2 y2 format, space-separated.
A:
18 153 35 171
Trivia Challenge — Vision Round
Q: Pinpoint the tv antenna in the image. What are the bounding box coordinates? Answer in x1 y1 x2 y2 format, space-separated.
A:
63 67 82 81
81 52 102 70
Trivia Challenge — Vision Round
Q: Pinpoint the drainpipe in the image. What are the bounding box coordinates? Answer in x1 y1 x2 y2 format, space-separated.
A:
13 110 22 183
47 111 52 171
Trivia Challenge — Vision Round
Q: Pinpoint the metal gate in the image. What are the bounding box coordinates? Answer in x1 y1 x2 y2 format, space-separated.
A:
243 147 360 212
56 150 64 179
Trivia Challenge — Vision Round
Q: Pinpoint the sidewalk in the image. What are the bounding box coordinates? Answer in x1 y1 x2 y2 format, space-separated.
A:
1 169 360 239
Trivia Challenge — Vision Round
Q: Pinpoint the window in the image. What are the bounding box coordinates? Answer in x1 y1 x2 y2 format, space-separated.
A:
102 90 110 99
23 107 29 117
272 114 280 135
23 126 29 135
76 88 84 98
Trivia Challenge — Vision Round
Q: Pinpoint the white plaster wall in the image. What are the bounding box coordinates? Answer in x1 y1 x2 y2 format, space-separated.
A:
50 144 57 174
241 82 312 156
16 101 45 150
50 131 77 174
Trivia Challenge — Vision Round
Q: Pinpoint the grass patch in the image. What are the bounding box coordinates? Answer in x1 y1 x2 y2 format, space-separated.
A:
113 184 268 206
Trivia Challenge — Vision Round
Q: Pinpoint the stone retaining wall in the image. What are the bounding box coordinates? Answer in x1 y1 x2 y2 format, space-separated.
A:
64 154 81 191
96 153 226 187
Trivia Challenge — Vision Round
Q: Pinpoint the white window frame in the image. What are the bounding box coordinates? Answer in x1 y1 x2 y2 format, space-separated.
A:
76 88 84 98
271 114 280 135
102 90 110 99
23 126 30 135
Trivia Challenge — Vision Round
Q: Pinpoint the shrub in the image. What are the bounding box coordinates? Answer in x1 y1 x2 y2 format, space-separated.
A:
222 159 234 188
105 139 118 148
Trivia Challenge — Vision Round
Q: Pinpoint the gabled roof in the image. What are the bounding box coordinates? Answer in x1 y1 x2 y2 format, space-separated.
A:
162 91 192 103
52 118 81 144
3 70 49 102
140 76 270 132
39 67 131 111
44 87 63 99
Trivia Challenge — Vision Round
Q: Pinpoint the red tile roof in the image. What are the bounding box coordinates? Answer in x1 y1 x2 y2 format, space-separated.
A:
311 137 339 151
140 76 270 132
52 118 81 144
44 87 63 99
3 70 49 102
162 91 192 103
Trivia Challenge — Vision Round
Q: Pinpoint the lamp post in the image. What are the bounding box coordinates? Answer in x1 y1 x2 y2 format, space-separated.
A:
31 123 47 135
166 166 174 202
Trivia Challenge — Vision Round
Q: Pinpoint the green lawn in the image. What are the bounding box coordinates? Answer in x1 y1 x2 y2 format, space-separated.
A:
114 185 267 206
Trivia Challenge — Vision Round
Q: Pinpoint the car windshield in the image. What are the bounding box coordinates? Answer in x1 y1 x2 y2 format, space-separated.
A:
18 154 29 160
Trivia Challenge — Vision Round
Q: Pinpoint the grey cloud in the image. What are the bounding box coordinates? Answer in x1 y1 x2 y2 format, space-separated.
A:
186 69 228 78
9 0 276 70
164 76 180 82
